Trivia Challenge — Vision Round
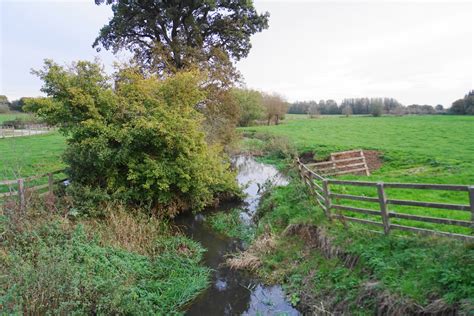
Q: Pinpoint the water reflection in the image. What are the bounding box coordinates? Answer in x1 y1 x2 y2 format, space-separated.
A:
176 156 298 316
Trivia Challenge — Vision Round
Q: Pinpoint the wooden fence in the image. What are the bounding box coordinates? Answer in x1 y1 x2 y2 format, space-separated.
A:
0 170 66 211
0 125 51 139
297 159 474 241
305 149 370 176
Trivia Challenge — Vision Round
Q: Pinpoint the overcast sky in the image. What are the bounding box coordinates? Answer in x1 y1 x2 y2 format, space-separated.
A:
1 0 472 106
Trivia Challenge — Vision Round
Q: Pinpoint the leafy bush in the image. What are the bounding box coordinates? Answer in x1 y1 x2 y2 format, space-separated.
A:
26 60 239 217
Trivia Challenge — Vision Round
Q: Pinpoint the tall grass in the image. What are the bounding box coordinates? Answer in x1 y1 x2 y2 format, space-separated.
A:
0 202 210 314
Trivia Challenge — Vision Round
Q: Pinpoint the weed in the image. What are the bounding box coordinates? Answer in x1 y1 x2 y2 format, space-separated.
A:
207 208 255 245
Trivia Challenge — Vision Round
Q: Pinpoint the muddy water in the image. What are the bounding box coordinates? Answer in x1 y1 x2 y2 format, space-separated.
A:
175 156 300 315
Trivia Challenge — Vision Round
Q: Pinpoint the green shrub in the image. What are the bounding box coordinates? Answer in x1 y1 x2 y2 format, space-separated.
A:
26 60 239 217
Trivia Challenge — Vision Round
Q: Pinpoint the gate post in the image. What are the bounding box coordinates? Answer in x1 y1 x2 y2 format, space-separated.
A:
377 182 390 235
322 179 331 220
18 178 25 212
468 186 474 232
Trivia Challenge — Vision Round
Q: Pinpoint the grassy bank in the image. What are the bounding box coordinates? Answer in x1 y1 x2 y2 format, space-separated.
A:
0 204 210 314
249 177 474 314
236 116 474 314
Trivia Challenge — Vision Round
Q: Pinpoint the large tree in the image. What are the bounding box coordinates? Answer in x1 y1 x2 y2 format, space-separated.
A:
262 93 288 125
93 0 269 147
93 0 269 78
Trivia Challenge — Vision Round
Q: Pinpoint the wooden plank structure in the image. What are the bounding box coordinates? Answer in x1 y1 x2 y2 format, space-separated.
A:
297 158 474 241
0 170 66 211
305 149 370 177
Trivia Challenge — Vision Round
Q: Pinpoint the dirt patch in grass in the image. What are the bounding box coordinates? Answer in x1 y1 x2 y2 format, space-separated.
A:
298 151 316 164
363 150 383 172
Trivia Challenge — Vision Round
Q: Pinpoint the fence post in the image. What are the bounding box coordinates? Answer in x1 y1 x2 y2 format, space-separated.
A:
376 182 390 235
48 173 54 193
360 150 370 176
18 178 25 212
468 186 474 232
322 179 331 219
330 154 336 171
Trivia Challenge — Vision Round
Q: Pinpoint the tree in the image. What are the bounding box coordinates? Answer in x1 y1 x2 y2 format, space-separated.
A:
93 0 269 77
341 106 352 117
26 60 238 217
262 93 288 125
9 97 31 112
370 100 383 117
93 1 269 148
308 103 320 118
0 95 10 113
435 104 444 113
231 88 264 126
450 99 465 114
288 101 311 114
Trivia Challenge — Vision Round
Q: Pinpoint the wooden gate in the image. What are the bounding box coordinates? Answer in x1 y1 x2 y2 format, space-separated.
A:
305 149 370 177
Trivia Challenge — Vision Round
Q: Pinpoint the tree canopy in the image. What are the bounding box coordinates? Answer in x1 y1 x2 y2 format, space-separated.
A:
262 93 288 125
231 88 264 126
0 95 10 113
93 0 269 76
450 91 474 115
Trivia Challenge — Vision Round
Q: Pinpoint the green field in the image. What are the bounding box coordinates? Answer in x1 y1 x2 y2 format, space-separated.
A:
243 115 474 235
0 132 66 180
0 112 34 124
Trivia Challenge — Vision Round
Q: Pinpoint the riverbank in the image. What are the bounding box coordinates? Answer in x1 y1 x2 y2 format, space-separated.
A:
233 132 474 315
0 205 210 314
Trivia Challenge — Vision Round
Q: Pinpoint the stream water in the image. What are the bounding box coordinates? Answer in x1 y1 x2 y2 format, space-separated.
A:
175 156 300 315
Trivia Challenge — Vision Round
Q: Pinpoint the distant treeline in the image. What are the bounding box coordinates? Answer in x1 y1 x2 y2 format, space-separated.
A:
450 91 474 115
288 97 445 116
289 91 474 116
0 96 31 113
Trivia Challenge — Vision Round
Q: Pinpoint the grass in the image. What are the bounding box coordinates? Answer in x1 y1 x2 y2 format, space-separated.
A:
0 204 210 314
253 178 474 314
242 115 474 235
244 115 474 173
207 209 255 245
0 132 66 180
0 113 33 124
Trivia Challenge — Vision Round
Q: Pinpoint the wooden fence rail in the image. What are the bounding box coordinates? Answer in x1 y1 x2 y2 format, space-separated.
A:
0 170 66 211
0 125 52 139
297 159 474 241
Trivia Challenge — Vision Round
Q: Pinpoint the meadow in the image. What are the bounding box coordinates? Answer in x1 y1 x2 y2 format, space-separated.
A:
0 113 33 124
238 116 474 313
0 132 66 180
243 115 474 235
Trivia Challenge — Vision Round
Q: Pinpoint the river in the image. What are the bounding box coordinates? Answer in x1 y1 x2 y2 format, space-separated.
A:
175 155 300 315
